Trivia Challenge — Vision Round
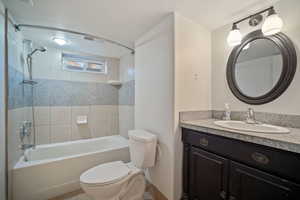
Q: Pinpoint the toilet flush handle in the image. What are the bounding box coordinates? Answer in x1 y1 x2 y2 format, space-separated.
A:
156 143 162 163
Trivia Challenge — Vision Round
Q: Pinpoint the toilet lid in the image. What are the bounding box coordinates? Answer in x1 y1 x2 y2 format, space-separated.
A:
80 161 131 185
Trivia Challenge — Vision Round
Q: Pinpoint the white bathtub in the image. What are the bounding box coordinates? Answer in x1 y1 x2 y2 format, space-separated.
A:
13 135 130 200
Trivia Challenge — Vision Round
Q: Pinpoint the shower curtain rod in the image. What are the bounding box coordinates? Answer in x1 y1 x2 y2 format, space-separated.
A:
15 24 135 54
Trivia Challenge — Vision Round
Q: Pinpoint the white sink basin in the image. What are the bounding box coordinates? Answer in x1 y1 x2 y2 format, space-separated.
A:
214 120 290 134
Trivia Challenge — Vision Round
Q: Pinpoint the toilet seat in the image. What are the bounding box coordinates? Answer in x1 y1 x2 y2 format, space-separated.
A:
80 161 131 186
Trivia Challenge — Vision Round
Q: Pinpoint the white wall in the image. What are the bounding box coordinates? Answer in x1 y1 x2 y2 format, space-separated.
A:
212 0 300 114
0 1 6 198
31 46 120 83
135 13 211 200
173 13 211 200
135 14 175 199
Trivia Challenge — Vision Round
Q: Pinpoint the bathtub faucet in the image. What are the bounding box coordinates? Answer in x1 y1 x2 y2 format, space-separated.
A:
20 144 34 151
20 144 33 162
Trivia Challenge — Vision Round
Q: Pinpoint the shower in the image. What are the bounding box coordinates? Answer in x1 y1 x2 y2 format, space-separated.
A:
21 45 47 151
26 46 47 82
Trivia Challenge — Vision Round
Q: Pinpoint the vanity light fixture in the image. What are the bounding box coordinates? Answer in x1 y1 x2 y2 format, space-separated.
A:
262 7 283 36
227 6 283 46
227 24 242 46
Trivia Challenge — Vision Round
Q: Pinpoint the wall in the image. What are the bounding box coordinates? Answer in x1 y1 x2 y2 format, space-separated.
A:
118 53 135 138
7 14 32 200
212 0 300 115
173 13 211 200
135 14 175 199
135 13 211 200
20 46 121 144
0 1 6 199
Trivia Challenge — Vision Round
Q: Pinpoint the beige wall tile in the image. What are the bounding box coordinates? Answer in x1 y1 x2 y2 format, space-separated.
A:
71 106 91 140
119 105 134 138
71 106 90 126
35 126 51 145
71 125 91 140
34 106 50 126
51 106 71 125
89 105 119 137
51 125 71 143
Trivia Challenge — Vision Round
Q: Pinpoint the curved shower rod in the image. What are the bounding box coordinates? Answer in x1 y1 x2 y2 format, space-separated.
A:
15 24 135 54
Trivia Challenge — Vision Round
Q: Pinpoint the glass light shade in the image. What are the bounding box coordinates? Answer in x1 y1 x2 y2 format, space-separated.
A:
227 29 242 46
53 37 67 45
262 13 283 36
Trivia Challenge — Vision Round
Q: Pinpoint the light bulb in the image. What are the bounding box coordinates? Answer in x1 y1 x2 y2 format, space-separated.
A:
52 37 67 46
227 24 242 47
262 8 283 36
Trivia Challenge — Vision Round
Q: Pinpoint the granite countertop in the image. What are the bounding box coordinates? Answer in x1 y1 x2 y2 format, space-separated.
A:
180 119 300 154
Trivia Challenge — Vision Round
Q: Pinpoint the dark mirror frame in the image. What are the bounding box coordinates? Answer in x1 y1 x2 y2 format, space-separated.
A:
227 30 297 105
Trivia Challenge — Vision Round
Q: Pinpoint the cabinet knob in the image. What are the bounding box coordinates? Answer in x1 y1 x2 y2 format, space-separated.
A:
251 152 269 165
199 138 208 147
229 195 236 200
219 191 226 199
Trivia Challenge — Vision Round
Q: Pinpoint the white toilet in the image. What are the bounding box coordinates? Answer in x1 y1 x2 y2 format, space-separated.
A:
80 130 157 200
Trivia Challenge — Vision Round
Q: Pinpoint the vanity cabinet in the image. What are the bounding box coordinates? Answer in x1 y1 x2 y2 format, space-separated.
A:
182 128 300 200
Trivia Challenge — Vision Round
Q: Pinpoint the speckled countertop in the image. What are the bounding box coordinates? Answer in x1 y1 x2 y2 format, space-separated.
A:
181 119 300 154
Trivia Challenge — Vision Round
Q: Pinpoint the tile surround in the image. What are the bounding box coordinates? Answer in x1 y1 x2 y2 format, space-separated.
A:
51 125 72 143
119 80 135 105
8 70 135 145
9 73 135 109
119 105 135 138
8 45 134 153
32 105 119 144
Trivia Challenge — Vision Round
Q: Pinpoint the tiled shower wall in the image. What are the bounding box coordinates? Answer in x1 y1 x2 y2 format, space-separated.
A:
7 21 33 199
31 46 121 144
9 45 135 146
119 53 135 138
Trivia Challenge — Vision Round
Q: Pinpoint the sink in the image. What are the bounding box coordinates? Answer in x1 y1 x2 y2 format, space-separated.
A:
214 120 290 134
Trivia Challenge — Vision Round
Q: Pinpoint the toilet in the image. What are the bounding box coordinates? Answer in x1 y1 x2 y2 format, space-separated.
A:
80 130 157 200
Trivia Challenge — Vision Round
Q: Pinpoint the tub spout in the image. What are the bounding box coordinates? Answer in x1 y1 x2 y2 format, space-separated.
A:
20 144 34 151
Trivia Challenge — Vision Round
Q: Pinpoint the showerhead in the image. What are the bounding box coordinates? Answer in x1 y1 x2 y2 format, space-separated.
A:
28 46 47 57
37 47 47 52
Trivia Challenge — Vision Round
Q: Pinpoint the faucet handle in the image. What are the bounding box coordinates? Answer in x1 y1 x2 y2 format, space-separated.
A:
246 108 258 124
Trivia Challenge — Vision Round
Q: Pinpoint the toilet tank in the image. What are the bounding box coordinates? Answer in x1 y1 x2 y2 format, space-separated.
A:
128 130 157 169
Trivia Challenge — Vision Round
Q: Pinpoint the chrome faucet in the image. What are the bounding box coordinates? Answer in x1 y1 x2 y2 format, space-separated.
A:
20 144 34 151
20 144 34 162
246 108 259 124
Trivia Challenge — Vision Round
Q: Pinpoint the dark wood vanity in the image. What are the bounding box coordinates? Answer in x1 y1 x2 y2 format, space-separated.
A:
181 128 300 200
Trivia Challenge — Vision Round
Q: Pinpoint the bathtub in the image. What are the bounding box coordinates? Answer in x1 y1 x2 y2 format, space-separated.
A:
12 135 130 200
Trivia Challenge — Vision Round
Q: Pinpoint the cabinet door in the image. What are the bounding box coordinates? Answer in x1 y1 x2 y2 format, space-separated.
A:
189 147 229 200
229 161 300 200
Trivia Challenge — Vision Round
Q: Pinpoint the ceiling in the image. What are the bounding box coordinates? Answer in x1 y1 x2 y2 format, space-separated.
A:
19 27 132 58
3 0 281 47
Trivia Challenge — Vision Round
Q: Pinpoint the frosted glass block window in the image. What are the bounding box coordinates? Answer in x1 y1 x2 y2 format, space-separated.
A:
62 53 107 74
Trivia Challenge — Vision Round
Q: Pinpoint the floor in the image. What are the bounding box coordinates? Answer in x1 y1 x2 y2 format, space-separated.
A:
51 190 154 200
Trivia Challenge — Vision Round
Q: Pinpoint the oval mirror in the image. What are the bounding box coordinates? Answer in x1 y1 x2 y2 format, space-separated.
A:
227 30 297 105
